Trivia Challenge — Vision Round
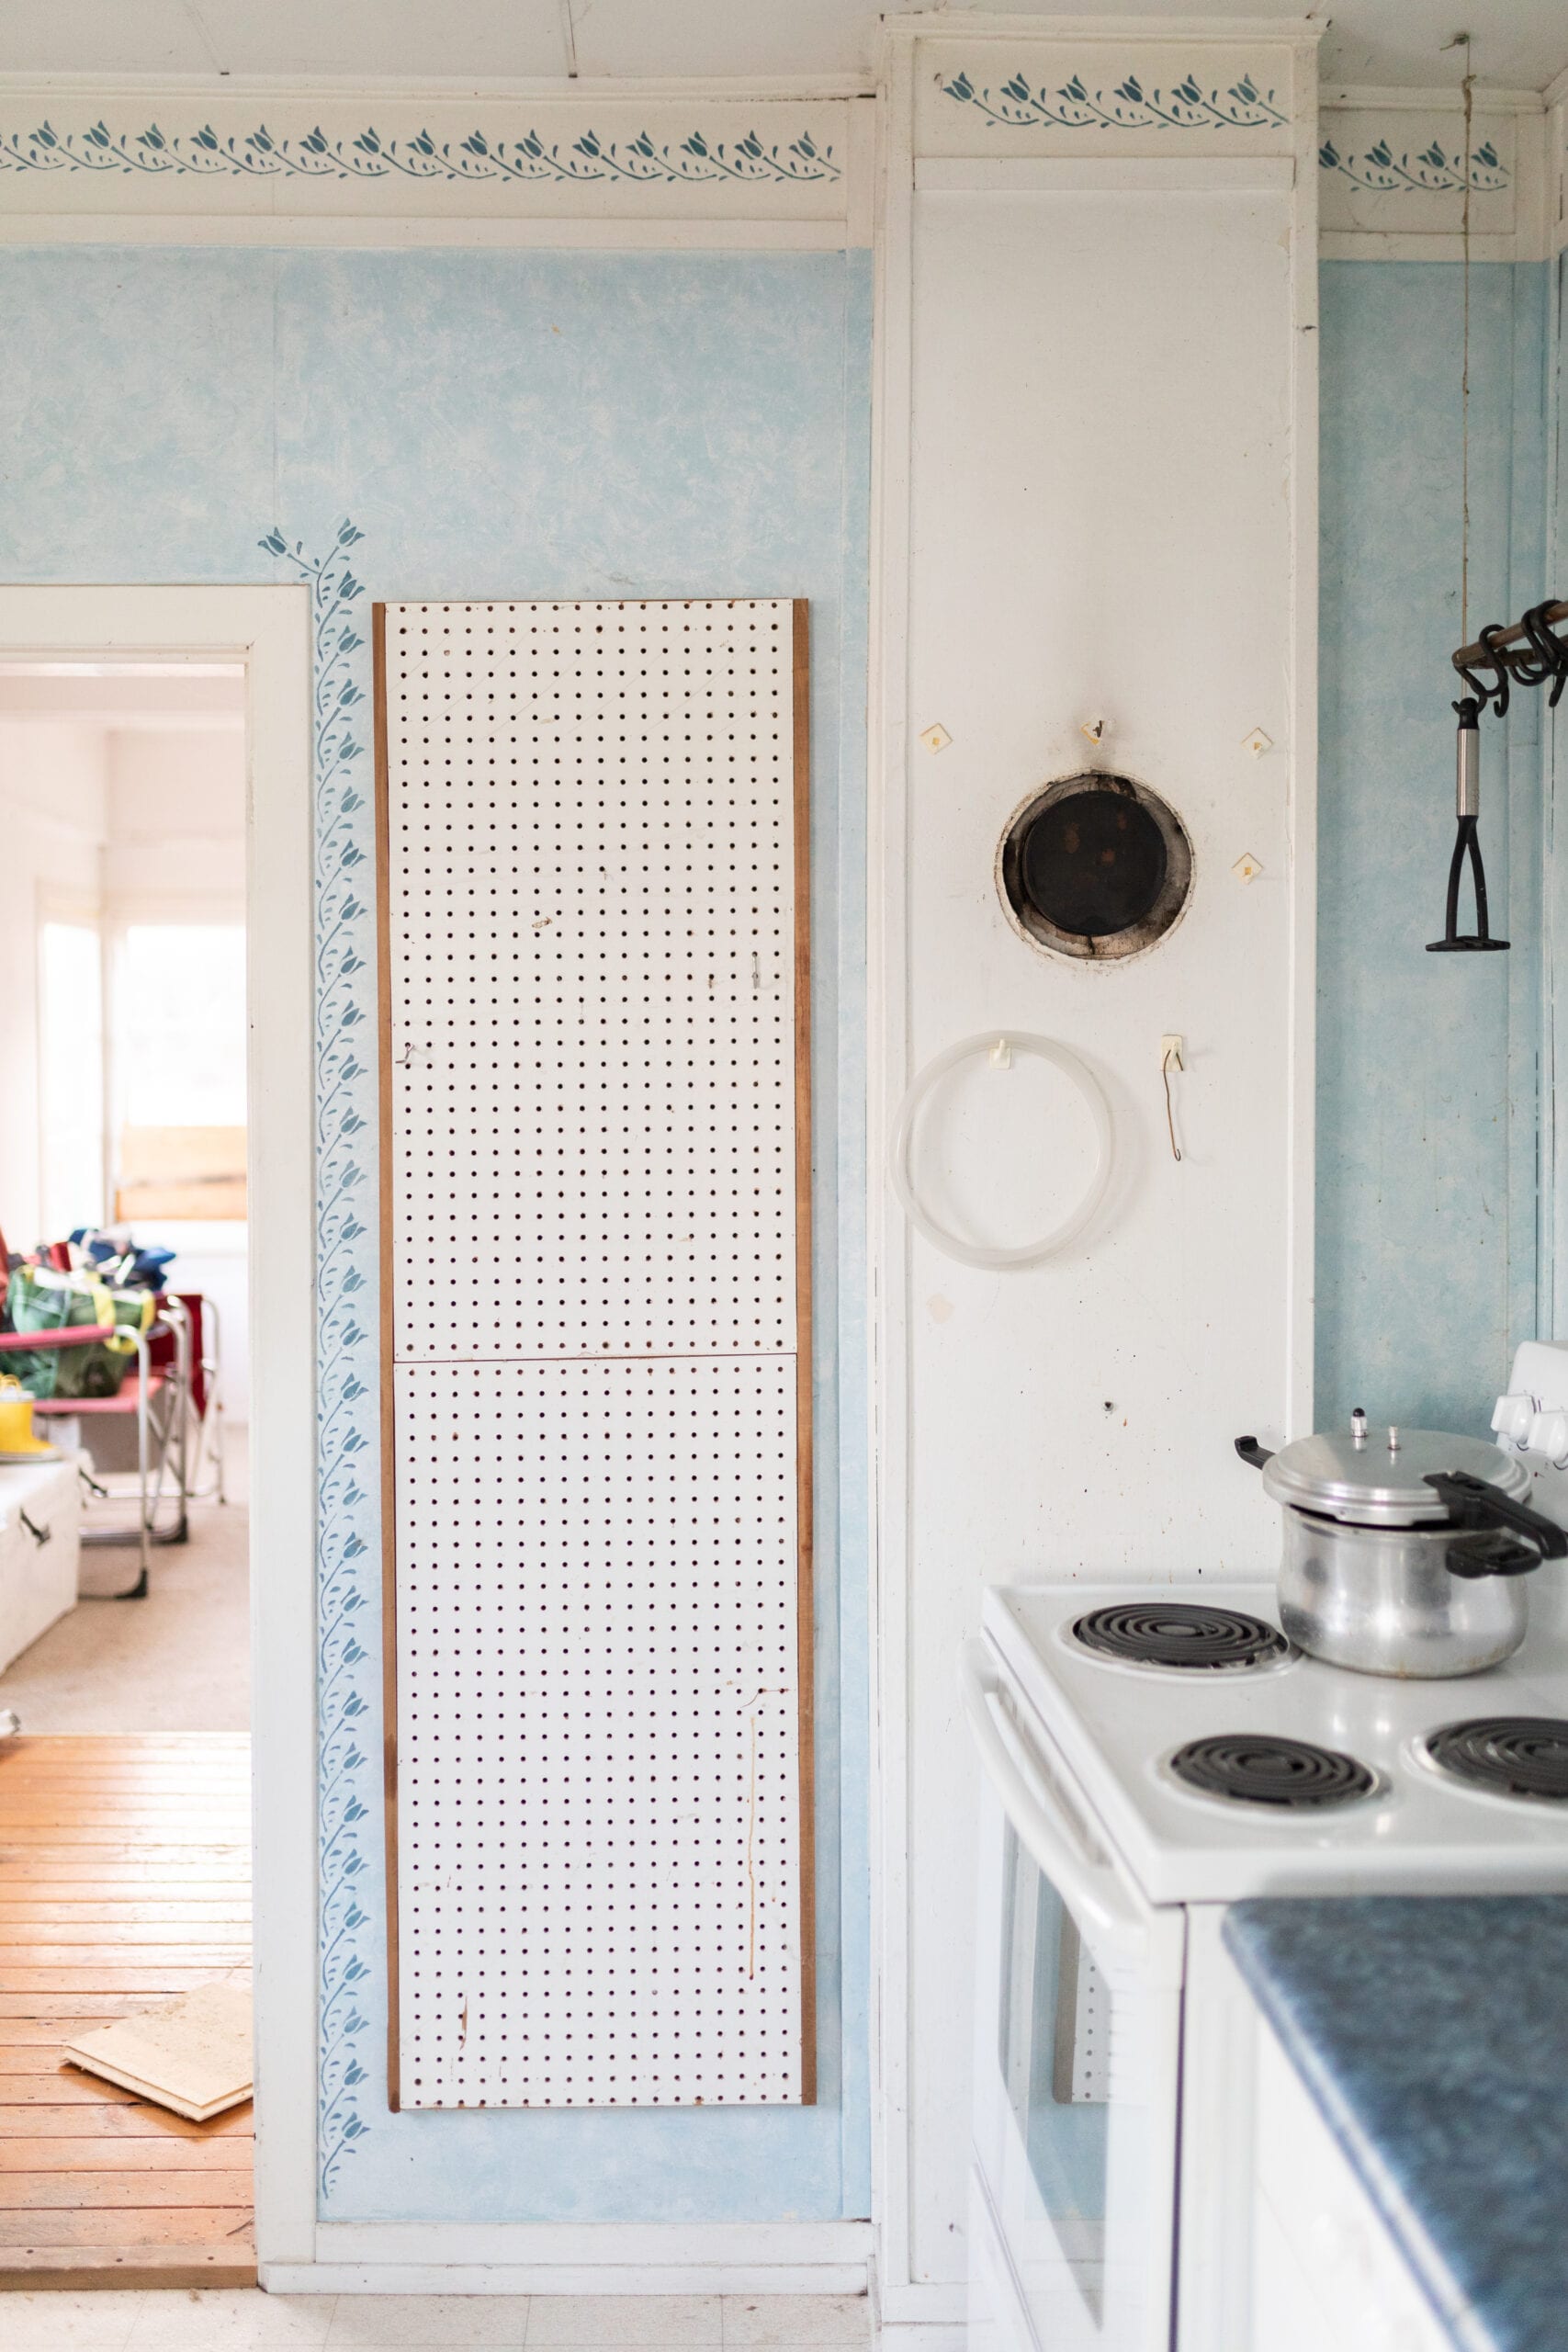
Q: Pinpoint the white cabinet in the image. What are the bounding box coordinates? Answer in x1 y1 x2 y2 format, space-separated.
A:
1250 2016 1456 2352
0 1457 80 1673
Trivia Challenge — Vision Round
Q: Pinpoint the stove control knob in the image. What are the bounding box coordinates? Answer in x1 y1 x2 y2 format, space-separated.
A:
1493 1392 1535 1444
1527 1409 1568 1464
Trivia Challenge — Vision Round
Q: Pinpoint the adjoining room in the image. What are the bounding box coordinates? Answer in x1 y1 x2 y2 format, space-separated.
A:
0 658 254 2284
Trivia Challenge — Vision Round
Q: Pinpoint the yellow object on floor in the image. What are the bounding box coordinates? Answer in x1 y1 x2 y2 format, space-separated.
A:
0 1374 56 1457
63 1978 254 2121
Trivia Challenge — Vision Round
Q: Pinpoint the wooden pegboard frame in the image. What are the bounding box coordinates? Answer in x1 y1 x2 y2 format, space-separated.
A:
375 597 815 2109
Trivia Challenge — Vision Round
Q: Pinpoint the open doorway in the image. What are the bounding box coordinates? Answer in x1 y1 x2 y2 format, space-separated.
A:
0 578 314 2286
6 662 248 1663
0 658 254 2283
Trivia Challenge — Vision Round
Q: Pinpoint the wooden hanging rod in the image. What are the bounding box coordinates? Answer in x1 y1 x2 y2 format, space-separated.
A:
1452 600 1568 673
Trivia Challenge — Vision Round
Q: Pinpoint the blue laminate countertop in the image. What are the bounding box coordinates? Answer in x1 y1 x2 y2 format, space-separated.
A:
1224 1896 1568 2352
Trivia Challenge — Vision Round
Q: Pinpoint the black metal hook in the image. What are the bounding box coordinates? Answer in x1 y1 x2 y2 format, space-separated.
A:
1454 623 1512 718
1440 595 1564 962
1519 600 1568 708
1505 601 1558 693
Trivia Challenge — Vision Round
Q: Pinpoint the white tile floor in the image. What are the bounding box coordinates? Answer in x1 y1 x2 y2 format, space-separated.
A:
0 2290 875 2350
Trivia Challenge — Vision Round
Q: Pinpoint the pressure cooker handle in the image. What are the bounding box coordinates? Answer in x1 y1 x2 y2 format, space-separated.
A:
1424 1470 1568 1579
1235 1435 1274 1471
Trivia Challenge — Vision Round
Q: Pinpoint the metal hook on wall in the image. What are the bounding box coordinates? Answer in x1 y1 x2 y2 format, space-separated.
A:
1518 600 1568 708
1438 597 1565 956
1455 622 1511 718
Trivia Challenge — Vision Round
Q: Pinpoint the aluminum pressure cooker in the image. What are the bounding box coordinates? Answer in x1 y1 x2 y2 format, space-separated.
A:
1235 1412 1568 1678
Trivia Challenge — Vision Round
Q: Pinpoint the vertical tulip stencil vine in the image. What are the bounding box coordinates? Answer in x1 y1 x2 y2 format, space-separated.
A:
259 520 378 2194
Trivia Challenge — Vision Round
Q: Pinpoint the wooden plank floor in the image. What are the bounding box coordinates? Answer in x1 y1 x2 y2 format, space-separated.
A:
0 1733 254 2289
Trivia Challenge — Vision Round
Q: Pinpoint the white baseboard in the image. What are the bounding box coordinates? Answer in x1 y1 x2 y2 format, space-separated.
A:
262 2219 874 2298
264 2265 871 2296
874 2329 967 2350
873 2277 968 2336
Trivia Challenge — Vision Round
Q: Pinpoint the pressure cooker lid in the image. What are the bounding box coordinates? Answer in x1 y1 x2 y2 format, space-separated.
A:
1261 1425 1531 1527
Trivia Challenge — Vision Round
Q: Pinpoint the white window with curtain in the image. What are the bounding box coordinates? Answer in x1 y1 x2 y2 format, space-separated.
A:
110 917 247 1224
37 903 106 1241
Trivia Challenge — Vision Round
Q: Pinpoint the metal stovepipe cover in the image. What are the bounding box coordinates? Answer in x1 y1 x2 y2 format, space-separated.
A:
1457 720 1481 818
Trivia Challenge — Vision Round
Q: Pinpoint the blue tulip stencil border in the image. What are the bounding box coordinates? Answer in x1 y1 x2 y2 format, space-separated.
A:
939 67 1290 131
1318 134 1511 195
0 119 840 187
260 519 380 2196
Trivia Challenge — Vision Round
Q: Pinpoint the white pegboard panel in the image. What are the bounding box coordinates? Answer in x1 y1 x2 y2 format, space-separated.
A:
378 598 811 2110
382 597 799 1362
394 1356 804 2109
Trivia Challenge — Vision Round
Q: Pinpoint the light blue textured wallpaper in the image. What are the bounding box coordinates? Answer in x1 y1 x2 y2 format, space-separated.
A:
1316 260 1549 1437
0 244 872 2223
2 236 1547 2225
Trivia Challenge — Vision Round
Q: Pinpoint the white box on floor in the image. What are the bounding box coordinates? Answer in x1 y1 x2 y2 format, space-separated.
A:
0 1456 81 1672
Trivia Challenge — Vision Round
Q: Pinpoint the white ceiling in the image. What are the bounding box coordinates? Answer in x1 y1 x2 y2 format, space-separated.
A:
6 2 1567 95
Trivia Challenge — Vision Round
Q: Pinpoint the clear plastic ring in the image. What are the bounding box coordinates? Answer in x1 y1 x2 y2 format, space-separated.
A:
891 1032 1112 1270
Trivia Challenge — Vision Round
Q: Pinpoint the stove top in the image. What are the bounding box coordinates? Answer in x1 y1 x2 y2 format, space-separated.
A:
1072 1600 1291 1672
1425 1717 1568 1803
1168 1731 1377 1809
983 1580 1568 1904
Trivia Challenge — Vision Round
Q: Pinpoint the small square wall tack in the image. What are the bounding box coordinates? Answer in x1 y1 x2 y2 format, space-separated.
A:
1233 852 1263 883
1243 728 1273 758
919 721 952 753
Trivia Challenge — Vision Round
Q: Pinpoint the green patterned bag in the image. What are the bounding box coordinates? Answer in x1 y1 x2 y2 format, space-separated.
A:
5 1266 141 1400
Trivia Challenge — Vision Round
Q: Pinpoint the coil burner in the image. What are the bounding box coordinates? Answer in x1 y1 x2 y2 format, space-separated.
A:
1072 1602 1291 1673
1425 1718 1568 1803
1168 1733 1377 1810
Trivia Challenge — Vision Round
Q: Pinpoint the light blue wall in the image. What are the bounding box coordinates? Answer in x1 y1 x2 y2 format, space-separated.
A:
1316 259 1550 1437
0 244 872 2223
6 231 1544 2226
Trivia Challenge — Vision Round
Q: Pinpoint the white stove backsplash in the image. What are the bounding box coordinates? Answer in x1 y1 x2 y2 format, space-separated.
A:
1495 1340 1568 1528
1494 1343 1568 1644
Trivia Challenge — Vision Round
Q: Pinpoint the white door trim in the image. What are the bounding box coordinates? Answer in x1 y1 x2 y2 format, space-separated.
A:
865 23 918 2321
865 17 1322 2327
0 582 318 2267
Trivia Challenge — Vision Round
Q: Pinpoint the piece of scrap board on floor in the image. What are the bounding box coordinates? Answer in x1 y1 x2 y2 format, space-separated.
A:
377 598 816 2109
64 1979 252 2121
0 1732 254 2287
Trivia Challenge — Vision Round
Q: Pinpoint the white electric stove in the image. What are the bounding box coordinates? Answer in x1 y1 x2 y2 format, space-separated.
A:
985 1577 1568 1907
964 1345 1568 2352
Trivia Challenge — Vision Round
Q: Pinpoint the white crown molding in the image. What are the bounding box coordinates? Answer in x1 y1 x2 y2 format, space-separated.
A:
1319 232 1523 262
0 72 875 101
1319 87 1550 260
883 12 1322 41
1544 61 1568 112
1324 85 1545 114
0 215 859 252
916 153 1293 190
0 85 875 244
906 22 1316 163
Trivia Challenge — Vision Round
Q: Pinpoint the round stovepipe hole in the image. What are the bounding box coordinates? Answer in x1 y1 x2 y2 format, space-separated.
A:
997 773 1193 962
